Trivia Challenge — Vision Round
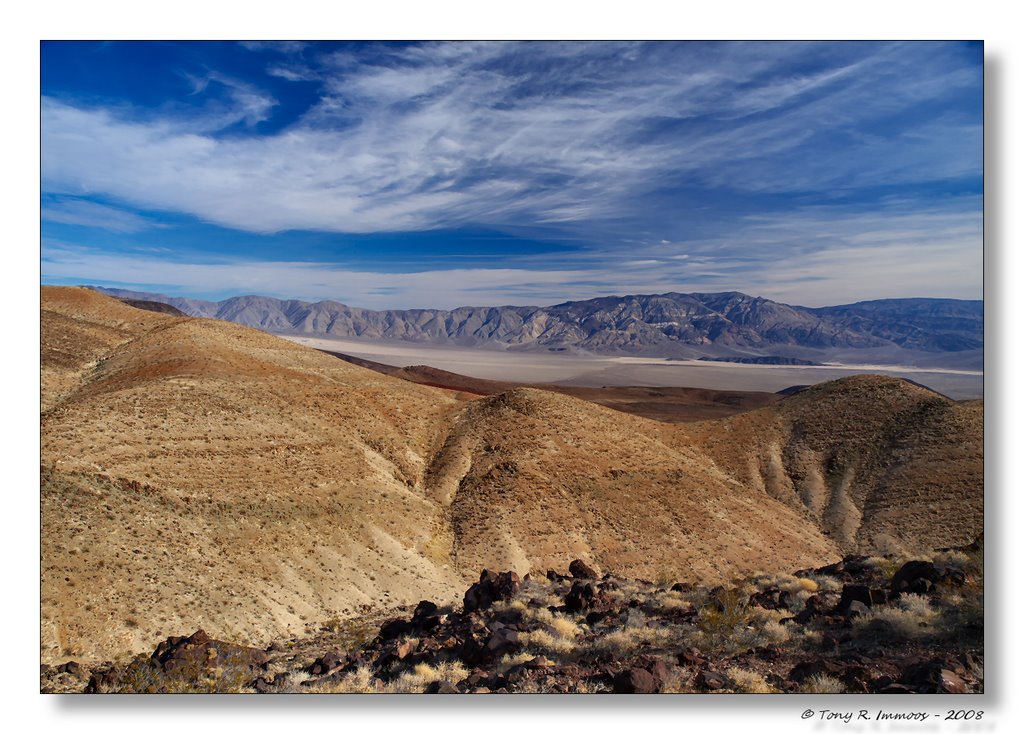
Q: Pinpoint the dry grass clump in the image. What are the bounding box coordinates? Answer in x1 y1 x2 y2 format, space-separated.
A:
310 665 376 693
276 670 313 692
490 598 529 616
516 608 584 656
799 674 846 694
802 574 842 594
775 575 818 594
863 555 901 579
495 651 535 674
793 627 824 650
520 629 576 655
852 593 937 639
386 661 469 693
102 650 259 693
550 615 583 639
644 589 691 615
310 660 469 694
691 601 791 654
726 666 777 693
592 609 674 655
930 549 980 577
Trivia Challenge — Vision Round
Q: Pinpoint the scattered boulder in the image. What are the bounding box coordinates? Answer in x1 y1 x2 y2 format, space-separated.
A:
306 650 344 676
151 629 269 677
888 560 958 593
677 648 705 667
565 581 597 613
485 626 521 657
569 559 598 580
696 669 729 691
379 618 413 640
57 661 82 676
612 667 660 693
836 584 873 615
843 600 871 619
788 658 845 683
464 570 521 613
900 657 971 693
424 680 459 693
84 665 121 693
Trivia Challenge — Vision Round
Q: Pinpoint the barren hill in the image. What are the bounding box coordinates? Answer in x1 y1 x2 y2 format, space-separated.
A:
42 287 467 662
677 375 983 555
41 287 982 664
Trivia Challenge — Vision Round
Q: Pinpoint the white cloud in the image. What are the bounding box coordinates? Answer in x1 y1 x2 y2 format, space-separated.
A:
41 199 157 233
41 42 982 237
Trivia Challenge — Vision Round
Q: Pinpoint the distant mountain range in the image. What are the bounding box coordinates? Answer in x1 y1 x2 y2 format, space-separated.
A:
91 287 982 360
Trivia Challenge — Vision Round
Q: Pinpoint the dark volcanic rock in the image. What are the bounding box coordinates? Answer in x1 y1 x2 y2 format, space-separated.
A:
891 561 941 594
564 581 597 613
85 665 122 693
843 600 871 619
696 669 729 691
569 559 598 580
151 629 268 677
306 650 344 676
85 629 268 692
788 659 846 683
424 680 459 693
836 585 874 615
485 627 521 657
464 570 521 613
613 668 660 693
900 657 972 693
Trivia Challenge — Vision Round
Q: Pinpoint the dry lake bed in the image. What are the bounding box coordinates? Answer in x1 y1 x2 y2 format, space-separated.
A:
281 335 983 400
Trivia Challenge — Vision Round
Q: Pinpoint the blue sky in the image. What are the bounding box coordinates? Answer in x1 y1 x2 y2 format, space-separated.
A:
40 40 982 309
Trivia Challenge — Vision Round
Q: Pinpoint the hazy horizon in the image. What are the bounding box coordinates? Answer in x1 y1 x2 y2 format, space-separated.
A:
84 282 984 313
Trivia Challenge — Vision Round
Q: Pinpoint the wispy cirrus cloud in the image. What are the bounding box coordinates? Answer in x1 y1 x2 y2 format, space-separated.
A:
41 198 159 233
42 42 981 237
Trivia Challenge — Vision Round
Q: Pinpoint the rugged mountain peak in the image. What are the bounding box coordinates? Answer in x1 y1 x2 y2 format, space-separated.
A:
86 286 983 359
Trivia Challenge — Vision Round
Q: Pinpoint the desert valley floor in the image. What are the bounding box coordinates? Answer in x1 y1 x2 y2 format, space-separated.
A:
283 335 983 400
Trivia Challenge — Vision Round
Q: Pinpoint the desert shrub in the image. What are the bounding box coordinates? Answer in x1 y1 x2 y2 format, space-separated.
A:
495 651 535 673
726 667 776 693
386 661 468 693
777 576 818 594
105 649 258 693
853 594 937 639
309 665 376 693
804 574 842 594
520 628 575 655
548 616 583 639
592 609 674 655
644 589 690 615
863 555 901 580
654 569 677 587
799 674 845 694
